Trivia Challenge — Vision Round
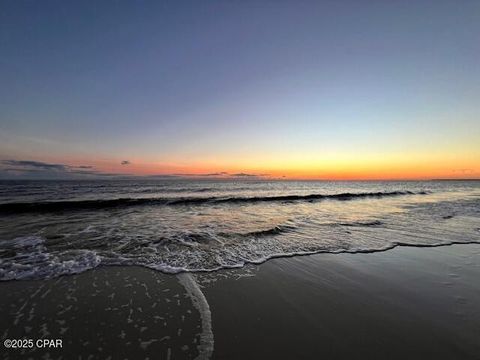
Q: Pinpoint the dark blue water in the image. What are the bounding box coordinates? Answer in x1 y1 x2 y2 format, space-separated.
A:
1 180 479 280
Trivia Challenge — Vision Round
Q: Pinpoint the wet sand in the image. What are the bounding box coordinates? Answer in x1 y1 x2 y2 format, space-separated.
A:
1 244 480 359
207 244 480 360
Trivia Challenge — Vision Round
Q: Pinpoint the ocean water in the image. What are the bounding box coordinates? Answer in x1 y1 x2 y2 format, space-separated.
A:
0 180 479 281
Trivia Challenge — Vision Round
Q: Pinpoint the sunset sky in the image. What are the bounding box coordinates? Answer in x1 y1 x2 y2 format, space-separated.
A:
1 1 479 180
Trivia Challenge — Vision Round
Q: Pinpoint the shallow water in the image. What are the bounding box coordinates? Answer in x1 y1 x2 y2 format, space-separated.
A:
0 180 479 280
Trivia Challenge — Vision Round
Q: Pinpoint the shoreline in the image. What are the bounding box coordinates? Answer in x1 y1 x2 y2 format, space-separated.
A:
3 238 480 281
1 243 480 359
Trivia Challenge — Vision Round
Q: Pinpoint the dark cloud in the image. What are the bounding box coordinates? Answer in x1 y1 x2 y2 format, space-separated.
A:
2 168 48 173
203 172 229 176
0 159 132 179
230 173 258 177
171 171 265 178
1 160 68 171
145 174 183 179
0 160 272 180
171 172 230 177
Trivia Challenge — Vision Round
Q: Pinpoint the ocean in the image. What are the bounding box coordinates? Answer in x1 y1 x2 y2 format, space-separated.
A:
0 180 479 281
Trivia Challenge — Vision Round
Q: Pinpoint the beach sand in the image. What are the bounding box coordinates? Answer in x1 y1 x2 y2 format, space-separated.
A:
1 244 480 359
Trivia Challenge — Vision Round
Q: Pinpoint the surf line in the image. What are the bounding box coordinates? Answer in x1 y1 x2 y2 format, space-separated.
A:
178 273 214 360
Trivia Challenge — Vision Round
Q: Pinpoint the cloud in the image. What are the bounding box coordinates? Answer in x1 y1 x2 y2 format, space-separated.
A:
171 172 230 177
0 159 132 179
170 171 268 178
0 159 273 180
230 173 258 177
2 167 51 173
145 174 184 179
203 172 229 176
1 160 68 171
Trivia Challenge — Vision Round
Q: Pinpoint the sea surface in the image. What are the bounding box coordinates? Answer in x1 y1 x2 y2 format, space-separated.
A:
0 180 479 281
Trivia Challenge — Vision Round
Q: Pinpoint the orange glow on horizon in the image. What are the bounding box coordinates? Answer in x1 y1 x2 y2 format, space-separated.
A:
12 151 479 181
88 162 480 181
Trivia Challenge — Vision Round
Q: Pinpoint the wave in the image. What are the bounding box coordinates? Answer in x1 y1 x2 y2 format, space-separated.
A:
0 236 101 281
142 240 480 274
337 220 384 227
219 224 297 238
0 191 427 214
209 240 480 272
1 234 478 281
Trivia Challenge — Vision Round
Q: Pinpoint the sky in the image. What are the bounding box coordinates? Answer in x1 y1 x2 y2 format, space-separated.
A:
0 0 479 180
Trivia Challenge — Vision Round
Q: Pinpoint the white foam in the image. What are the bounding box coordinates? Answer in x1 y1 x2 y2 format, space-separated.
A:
178 273 214 360
0 236 101 280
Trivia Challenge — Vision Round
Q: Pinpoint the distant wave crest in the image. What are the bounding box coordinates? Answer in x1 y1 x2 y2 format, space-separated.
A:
0 191 427 214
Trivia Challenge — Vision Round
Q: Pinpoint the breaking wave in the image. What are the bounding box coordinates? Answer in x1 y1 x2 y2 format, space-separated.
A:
1 234 479 281
0 190 426 214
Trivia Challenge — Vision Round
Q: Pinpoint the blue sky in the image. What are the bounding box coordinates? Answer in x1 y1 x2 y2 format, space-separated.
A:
1 0 479 179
